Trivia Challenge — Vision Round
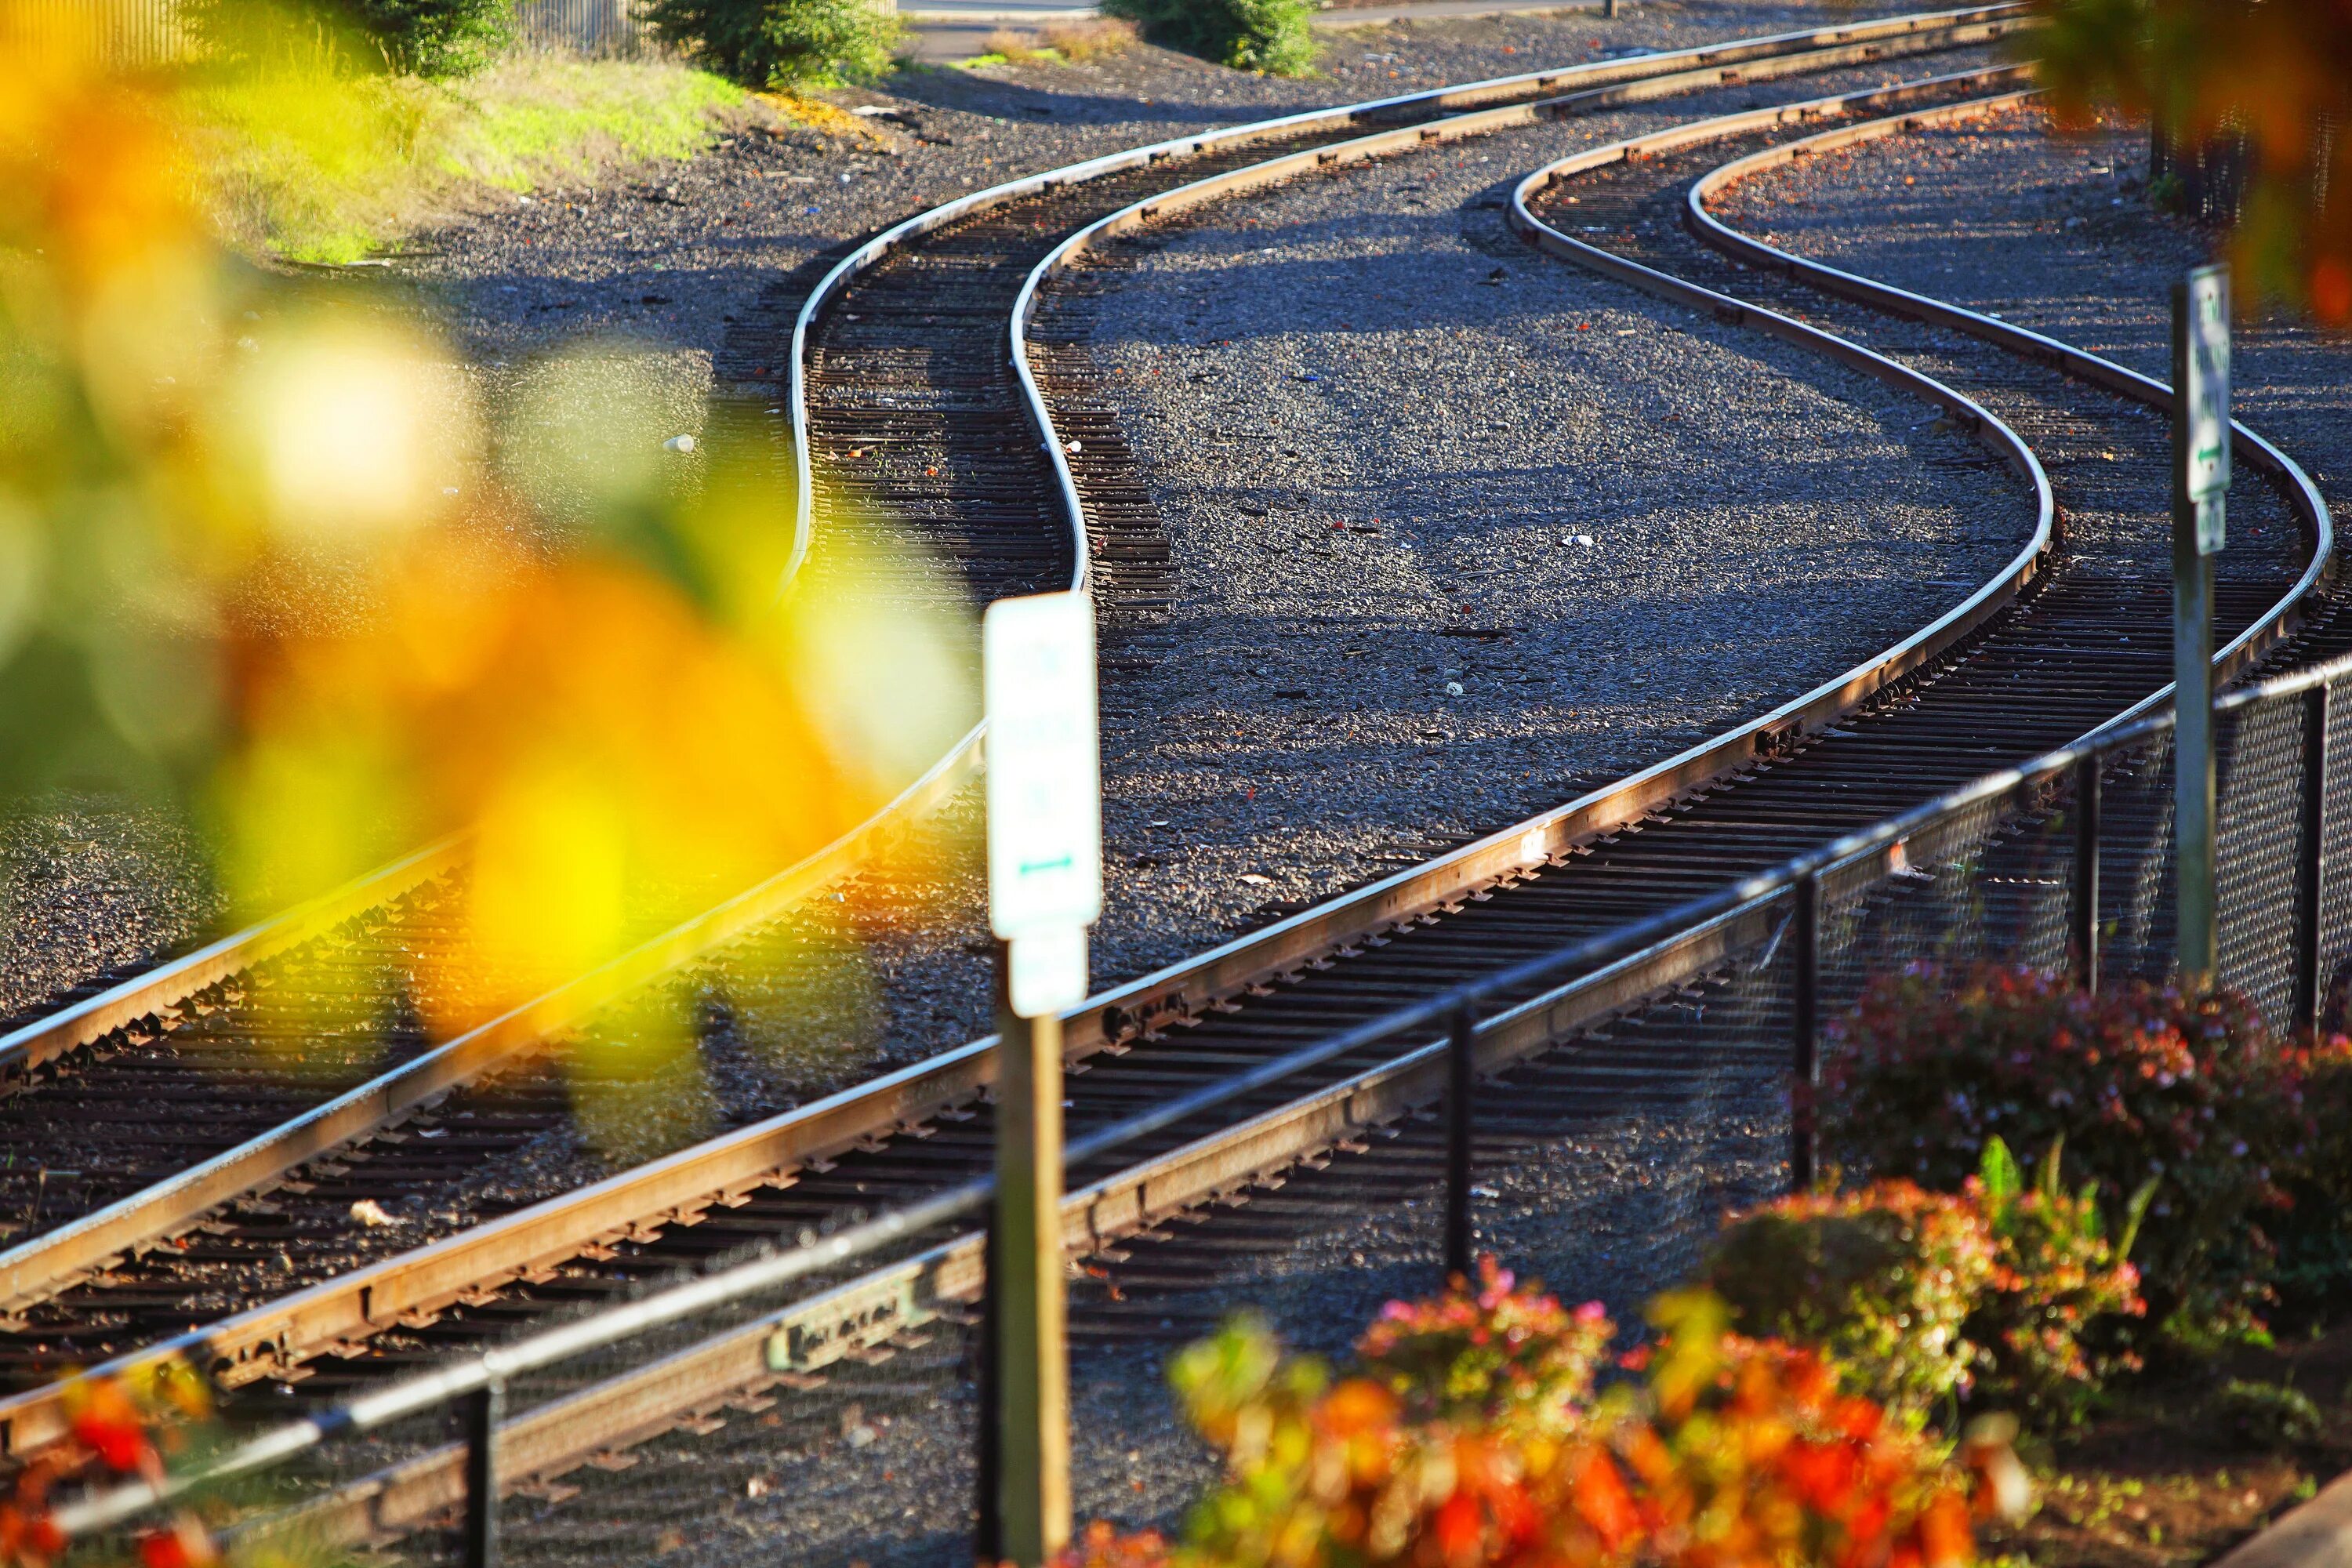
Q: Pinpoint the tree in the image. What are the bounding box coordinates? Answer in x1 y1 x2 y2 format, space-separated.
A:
2034 0 2351 321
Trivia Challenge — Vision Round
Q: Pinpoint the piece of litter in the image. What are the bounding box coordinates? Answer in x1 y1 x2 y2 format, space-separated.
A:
350 1200 394 1226
851 104 895 116
1149 819 1171 827
663 434 697 453
1575 535 1595 548
1064 439 1083 454
1445 681 1465 696
1240 873 1274 887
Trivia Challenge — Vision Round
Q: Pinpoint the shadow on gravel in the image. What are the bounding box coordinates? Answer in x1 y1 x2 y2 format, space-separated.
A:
886 70 1298 132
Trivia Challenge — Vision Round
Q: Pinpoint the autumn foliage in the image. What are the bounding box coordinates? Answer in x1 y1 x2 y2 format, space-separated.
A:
1 1364 216 1568
1708 1142 2147 1431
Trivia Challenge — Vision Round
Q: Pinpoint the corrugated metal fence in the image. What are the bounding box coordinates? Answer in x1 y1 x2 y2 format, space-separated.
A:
0 0 661 64
2 0 194 65
510 0 652 53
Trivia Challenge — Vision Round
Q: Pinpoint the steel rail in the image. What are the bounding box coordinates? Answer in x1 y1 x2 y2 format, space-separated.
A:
44 71 2352 1549
0 1 2027 1352
1673 91 2337 720
49 69 2352 1542
209 615 2352 1559
0 51 2053 1459
269 598 2352 1555
1008 24 2034 543
0 837 463 1091
782 0 2030 588
1508 86 2334 712
775 4 2032 865
0 728 981 1327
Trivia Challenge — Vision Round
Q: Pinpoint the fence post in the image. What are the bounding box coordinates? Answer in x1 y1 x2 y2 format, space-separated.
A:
2297 685 2331 1034
2073 754 2102 993
463 1380 503 1568
1790 872 1820 1192
975 1218 1001 1567
1443 1001 1475 1283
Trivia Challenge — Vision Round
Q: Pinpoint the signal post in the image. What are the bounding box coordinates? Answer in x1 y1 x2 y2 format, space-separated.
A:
2173 263 2230 989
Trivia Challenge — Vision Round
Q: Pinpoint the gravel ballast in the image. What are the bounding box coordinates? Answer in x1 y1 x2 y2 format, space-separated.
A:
1065 64 2038 978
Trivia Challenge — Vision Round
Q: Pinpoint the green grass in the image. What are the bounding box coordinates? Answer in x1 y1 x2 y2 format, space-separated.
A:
178 56 750 263
437 56 745 190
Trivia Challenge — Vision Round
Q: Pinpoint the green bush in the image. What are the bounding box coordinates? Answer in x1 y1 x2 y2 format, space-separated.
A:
1828 964 2296 1341
2270 1040 2352 1308
1708 1143 2148 1432
1099 0 1319 74
194 0 514 77
641 0 905 86
343 0 513 74
2214 1378 2323 1447
1707 1179 1996 1419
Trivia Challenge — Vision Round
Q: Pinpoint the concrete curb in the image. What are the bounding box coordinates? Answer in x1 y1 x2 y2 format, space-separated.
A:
2212 1472 2352 1568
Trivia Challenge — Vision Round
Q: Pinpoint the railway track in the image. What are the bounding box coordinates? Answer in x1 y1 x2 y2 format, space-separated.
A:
0 9 2036 1455
30 64 2350 1563
5 47 2335 1507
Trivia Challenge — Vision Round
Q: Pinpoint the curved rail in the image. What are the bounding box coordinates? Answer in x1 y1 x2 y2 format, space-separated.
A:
0 56 2056 1457
0 729 982 1323
1674 89 2336 722
785 1 2032 593
1017 66 2054 880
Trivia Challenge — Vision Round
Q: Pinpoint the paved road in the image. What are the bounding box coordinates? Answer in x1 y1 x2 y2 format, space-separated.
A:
904 0 1616 60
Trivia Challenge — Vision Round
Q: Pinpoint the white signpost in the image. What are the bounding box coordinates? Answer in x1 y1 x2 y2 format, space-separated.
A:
980 589 1098 1568
985 590 1102 1015
2173 264 2230 987
2183 266 2231 552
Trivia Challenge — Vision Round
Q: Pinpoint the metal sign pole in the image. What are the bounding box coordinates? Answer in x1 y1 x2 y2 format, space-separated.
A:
981 591 1100 1568
991 950 1069 1566
2172 263 2230 989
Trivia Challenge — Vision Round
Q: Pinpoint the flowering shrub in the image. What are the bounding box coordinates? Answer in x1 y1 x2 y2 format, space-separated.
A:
1966 1137 2147 1428
1356 1258 1614 1433
2269 1037 2352 1306
1705 1181 1997 1418
1828 964 2292 1337
1050 1523 1175 1568
1126 1265 2024 1568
